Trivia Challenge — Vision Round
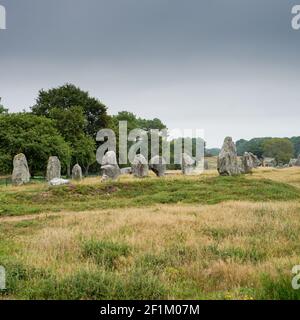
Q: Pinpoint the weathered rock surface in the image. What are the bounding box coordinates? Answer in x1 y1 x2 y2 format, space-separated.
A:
132 154 149 178
181 153 196 175
249 153 261 168
12 153 30 186
149 156 166 177
120 167 132 175
241 152 254 174
289 159 297 167
72 164 83 181
204 160 209 170
295 155 300 167
101 151 121 180
49 178 70 186
217 137 241 176
47 156 61 181
263 157 276 167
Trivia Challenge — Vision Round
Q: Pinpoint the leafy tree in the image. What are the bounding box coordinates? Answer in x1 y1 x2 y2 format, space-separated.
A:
32 84 109 138
48 106 96 175
263 138 294 164
0 113 71 176
236 138 270 158
290 136 300 158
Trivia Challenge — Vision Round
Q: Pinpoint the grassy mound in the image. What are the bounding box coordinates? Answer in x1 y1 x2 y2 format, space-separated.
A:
1 176 299 217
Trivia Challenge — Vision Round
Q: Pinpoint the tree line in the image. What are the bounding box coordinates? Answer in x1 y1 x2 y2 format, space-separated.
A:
0 84 166 176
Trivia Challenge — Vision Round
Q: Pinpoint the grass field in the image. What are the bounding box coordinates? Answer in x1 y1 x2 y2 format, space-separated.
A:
1 167 300 300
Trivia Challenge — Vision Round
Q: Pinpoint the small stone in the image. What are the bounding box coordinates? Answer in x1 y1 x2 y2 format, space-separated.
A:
49 178 70 186
72 164 83 181
181 153 196 175
12 153 30 186
120 167 132 175
132 154 149 178
204 160 209 170
47 156 61 181
149 156 166 177
289 159 297 167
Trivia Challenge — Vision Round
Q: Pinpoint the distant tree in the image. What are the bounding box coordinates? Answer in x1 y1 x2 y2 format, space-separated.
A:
263 138 294 164
0 113 71 176
236 139 248 156
236 138 270 158
290 136 300 158
205 148 220 157
32 84 109 138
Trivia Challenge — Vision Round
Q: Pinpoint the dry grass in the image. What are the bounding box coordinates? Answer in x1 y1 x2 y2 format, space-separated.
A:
1 200 299 299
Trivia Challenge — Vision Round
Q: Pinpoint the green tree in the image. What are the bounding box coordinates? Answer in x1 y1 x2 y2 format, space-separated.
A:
263 138 294 164
290 136 300 158
32 84 109 138
0 113 71 176
49 106 96 175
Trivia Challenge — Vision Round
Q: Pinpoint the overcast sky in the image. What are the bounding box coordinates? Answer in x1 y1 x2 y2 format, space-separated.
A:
0 0 299 147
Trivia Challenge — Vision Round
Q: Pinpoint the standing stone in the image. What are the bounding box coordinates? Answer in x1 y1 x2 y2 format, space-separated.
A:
12 153 30 186
263 157 276 167
132 154 149 178
248 152 261 168
289 159 297 167
241 152 254 174
181 153 196 175
101 151 121 180
204 160 209 170
149 156 166 177
217 137 241 176
72 164 83 181
47 156 61 182
295 155 300 167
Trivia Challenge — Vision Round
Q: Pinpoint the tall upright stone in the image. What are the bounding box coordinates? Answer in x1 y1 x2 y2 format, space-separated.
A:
149 156 166 177
132 154 149 178
295 155 300 167
181 153 196 175
241 152 254 174
217 137 241 176
47 156 61 182
72 164 83 181
101 151 121 180
12 153 30 186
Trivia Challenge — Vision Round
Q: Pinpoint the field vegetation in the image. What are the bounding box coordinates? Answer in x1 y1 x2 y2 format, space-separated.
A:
1 167 300 300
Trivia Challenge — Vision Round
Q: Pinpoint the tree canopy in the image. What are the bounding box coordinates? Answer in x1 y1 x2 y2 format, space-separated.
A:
32 84 109 138
0 113 71 175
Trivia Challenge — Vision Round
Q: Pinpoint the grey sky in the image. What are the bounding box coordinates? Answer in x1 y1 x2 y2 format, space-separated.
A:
0 0 299 147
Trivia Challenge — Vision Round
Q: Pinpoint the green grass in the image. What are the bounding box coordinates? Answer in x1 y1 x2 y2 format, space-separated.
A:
0 176 299 217
82 240 131 269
